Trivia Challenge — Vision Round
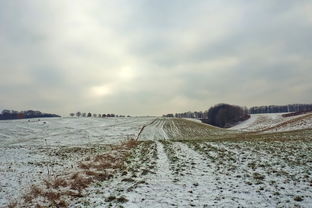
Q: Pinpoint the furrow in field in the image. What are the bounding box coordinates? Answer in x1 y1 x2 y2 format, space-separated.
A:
138 118 169 140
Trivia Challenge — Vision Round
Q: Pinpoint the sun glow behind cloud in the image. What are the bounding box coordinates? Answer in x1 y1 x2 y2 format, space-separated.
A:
90 85 113 97
89 65 137 98
119 66 136 81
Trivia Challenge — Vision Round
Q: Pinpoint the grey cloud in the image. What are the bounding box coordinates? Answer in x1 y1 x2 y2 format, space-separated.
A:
0 0 312 115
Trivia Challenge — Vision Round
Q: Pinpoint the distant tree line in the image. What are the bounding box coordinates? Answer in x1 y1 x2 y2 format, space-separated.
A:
163 103 312 128
0 110 60 120
249 104 312 114
70 112 130 118
203 103 250 128
281 111 310 118
163 111 208 119
163 103 249 128
163 103 312 120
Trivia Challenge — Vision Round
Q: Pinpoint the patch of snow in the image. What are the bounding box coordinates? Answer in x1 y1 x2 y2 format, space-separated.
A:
266 113 312 132
229 113 295 131
182 118 202 123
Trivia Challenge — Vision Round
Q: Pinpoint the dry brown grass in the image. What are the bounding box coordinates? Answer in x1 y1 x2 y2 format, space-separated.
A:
94 154 116 162
43 179 52 189
7 201 17 208
22 185 44 203
78 162 91 170
63 190 83 198
56 200 68 208
123 138 140 149
84 170 99 176
43 191 61 202
22 194 33 204
70 174 93 192
84 170 109 181
53 177 68 188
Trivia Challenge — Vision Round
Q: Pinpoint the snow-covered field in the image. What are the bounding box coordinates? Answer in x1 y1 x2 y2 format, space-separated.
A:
72 118 311 208
1 116 312 207
230 112 312 132
0 117 154 147
0 117 155 207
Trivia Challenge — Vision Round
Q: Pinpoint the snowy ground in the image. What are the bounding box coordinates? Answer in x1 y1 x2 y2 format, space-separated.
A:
71 118 312 208
1 117 312 207
0 117 154 147
230 112 312 132
0 117 155 207
265 113 312 133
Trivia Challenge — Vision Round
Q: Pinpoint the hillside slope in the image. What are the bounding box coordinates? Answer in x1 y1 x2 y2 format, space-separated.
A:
230 113 312 132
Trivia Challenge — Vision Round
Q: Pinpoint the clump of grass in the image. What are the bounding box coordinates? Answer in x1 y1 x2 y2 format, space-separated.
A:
122 178 136 182
7 201 17 208
43 191 61 202
56 200 68 207
79 162 91 170
22 185 44 203
294 196 304 201
123 138 140 149
70 173 93 193
105 195 117 202
53 177 68 188
117 196 129 203
253 172 265 180
84 170 109 181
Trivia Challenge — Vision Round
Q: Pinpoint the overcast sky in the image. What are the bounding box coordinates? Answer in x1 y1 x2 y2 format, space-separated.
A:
1 0 312 116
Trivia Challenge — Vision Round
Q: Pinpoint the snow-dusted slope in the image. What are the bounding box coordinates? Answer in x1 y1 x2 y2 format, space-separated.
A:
265 113 312 132
230 113 312 132
138 118 169 140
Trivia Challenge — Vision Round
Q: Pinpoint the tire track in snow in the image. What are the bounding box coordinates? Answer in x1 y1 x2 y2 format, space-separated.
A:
125 141 180 207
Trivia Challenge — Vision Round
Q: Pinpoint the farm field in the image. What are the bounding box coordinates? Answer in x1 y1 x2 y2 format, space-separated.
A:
1 115 312 207
0 117 155 207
